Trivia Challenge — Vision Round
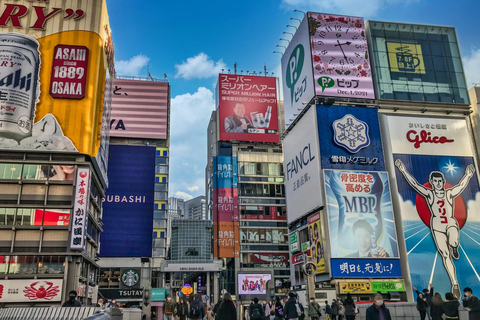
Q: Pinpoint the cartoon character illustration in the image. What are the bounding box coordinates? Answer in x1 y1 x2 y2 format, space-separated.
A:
395 159 476 299
23 281 60 300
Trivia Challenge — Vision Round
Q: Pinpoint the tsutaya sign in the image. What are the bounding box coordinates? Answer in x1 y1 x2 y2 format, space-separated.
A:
162 263 222 272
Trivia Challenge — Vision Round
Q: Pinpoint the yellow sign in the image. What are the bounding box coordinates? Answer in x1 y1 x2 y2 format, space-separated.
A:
181 285 193 296
387 42 425 74
339 281 373 294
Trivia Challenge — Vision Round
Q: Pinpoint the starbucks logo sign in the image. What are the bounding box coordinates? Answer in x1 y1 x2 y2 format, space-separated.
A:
121 269 139 287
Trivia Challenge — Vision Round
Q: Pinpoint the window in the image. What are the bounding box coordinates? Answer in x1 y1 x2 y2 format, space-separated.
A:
47 185 73 205
0 164 21 180
0 208 16 225
37 256 65 274
8 256 38 274
0 184 20 204
183 247 200 257
15 209 37 225
22 165 44 180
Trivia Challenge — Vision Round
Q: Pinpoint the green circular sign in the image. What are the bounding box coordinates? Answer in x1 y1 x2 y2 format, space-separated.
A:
121 269 140 287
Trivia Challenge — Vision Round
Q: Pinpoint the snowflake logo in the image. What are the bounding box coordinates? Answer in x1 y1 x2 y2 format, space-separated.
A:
332 114 370 153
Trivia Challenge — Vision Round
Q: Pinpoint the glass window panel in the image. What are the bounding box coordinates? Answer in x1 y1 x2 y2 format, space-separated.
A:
450 72 467 90
15 209 38 226
155 157 168 165
20 185 46 204
8 256 38 274
43 209 70 226
430 41 446 57
0 208 16 225
0 184 20 204
22 165 45 180
38 256 65 274
243 163 256 175
435 71 450 84
47 185 73 205
154 184 167 192
48 166 75 181
268 163 281 176
154 210 166 219
0 256 8 274
261 163 268 175
0 164 22 180
453 87 469 105
412 25 428 40
432 56 448 72
444 41 460 58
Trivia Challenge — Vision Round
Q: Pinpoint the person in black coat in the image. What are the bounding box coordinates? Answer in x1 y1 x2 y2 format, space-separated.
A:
463 287 480 320
443 292 460 320
417 292 429 320
62 290 81 307
284 291 302 320
366 294 392 320
431 293 444 320
217 293 237 320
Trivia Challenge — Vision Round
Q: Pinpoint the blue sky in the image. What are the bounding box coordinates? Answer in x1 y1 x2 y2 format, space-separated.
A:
106 0 480 200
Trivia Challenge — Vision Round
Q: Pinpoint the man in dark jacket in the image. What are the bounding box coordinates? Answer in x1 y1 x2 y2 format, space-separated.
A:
325 300 331 319
190 294 205 320
213 295 223 320
331 300 338 320
284 291 302 320
414 284 434 320
366 294 392 320
62 290 81 307
251 297 265 320
463 287 480 320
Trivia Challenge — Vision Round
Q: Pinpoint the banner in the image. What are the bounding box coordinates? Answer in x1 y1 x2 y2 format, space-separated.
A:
0 1 114 158
0 280 63 303
218 74 279 143
383 115 480 298
70 168 91 251
338 281 372 294
331 258 402 278
307 212 326 274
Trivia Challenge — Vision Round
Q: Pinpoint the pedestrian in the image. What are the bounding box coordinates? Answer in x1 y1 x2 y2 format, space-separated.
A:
416 292 429 320
264 300 271 319
325 300 332 320
331 300 338 320
190 294 205 320
443 292 459 320
431 293 444 320
216 292 237 320
213 295 223 320
284 291 302 320
463 287 480 320
337 300 345 320
307 297 322 320
366 294 392 320
62 290 81 307
414 284 434 320
245 306 251 320
251 297 265 320
275 296 285 320
344 294 356 320
177 297 189 320
270 309 276 320
164 295 175 320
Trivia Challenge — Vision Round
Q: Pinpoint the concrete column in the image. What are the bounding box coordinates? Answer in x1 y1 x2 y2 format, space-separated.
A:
206 272 211 306
213 273 219 304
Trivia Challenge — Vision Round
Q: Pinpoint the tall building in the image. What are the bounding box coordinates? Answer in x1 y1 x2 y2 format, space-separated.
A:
98 77 170 317
0 0 113 306
185 196 207 220
207 74 289 316
280 13 475 304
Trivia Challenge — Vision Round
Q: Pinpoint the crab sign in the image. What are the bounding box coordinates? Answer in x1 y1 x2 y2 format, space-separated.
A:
23 281 60 300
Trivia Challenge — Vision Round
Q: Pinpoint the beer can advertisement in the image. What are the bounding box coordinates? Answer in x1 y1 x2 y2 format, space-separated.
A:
0 1 114 158
307 211 327 274
325 170 399 259
382 115 480 298
238 274 271 295
218 74 279 143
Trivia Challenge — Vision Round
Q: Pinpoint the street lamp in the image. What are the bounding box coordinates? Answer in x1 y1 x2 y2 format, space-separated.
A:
279 38 290 42
273 51 283 55
290 17 301 22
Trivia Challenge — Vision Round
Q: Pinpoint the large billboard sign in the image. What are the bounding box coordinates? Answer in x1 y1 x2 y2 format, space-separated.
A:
382 115 480 298
110 79 169 139
101 145 155 257
0 279 63 303
368 22 469 104
284 107 323 223
0 0 114 158
238 274 272 295
218 74 279 143
316 105 385 171
307 211 326 274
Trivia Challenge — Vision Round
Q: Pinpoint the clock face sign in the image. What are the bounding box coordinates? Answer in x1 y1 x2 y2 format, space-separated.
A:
308 13 375 100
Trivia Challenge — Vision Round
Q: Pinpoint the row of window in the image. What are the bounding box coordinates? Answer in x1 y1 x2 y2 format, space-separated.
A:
239 162 283 176
239 183 285 198
0 164 75 181
0 183 73 205
240 228 288 244
0 208 71 226
239 176 284 183
0 255 65 275
240 205 286 219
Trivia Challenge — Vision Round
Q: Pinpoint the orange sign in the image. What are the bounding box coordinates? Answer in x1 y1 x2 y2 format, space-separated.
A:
214 222 240 258
181 285 193 296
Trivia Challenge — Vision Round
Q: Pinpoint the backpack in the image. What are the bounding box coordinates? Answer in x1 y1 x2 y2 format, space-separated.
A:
252 305 263 320
295 304 303 317
190 302 203 318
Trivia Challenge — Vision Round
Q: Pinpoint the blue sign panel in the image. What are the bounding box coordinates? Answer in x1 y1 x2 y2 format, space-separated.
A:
331 258 402 278
100 145 155 257
213 156 237 189
317 105 384 171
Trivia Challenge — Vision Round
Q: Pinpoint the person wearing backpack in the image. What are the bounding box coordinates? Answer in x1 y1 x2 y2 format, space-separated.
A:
344 294 356 320
284 291 303 320
251 297 265 320
190 294 205 320
307 297 322 320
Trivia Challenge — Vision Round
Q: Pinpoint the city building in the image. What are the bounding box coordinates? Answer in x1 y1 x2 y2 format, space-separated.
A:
185 196 207 220
206 74 289 317
281 12 475 304
0 0 113 306
167 197 185 248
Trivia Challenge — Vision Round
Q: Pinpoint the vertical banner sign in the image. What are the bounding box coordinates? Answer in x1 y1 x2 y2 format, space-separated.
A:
307 212 326 274
383 115 480 298
70 168 91 250
308 13 375 99
218 74 279 143
324 169 401 278
49 45 89 99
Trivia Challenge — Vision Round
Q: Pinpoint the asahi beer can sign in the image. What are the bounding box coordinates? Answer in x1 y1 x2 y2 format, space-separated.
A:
0 33 40 140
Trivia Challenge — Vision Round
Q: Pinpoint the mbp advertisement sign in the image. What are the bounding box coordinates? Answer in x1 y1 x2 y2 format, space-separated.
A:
217 74 279 143
0 1 114 158
0 280 63 303
110 79 169 139
284 106 322 224
325 169 401 278
101 145 155 257
382 115 480 298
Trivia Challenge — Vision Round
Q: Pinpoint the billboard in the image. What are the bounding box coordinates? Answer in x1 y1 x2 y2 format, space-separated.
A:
217 74 279 143
284 106 323 224
70 168 91 251
368 21 469 104
281 15 315 129
307 211 326 274
316 105 385 171
249 253 289 268
0 0 114 158
110 79 169 139
238 274 272 295
100 145 155 257
0 279 63 303
382 115 480 298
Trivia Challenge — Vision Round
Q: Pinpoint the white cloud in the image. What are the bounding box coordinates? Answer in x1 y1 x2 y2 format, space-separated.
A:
175 53 227 80
463 48 480 88
169 87 215 199
187 186 200 192
173 191 194 200
116 54 150 77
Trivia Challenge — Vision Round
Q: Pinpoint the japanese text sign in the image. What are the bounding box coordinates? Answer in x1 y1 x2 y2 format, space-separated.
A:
70 168 91 251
